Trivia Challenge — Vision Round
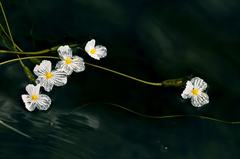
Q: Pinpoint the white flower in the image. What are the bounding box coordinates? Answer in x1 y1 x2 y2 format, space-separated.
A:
21 84 51 111
56 45 85 75
34 60 67 92
85 39 107 60
181 77 209 107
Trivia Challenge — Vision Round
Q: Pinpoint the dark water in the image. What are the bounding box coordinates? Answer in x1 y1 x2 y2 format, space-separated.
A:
0 0 240 158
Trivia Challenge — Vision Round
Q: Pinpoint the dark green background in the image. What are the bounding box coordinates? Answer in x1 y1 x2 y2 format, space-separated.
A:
0 0 240 158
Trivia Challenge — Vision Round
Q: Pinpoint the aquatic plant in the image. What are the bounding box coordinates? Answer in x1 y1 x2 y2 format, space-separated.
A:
0 2 209 111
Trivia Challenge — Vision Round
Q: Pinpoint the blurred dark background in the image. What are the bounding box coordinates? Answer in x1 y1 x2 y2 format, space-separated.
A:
0 0 240 158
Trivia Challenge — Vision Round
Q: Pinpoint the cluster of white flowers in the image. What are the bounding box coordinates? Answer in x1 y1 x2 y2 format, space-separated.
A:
21 39 210 111
21 39 107 111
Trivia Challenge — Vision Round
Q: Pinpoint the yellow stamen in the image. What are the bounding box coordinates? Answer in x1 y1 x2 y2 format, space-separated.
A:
31 95 39 101
65 57 72 64
90 48 96 54
192 88 199 96
45 72 54 79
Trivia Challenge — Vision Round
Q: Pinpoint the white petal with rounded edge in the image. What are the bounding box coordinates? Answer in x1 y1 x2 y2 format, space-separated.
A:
55 60 65 71
95 45 107 59
191 92 209 107
25 84 34 95
191 77 207 91
25 84 40 96
63 65 73 75
71 56 85 73
181 81 193 99
57 45 72 59
36 77 54 92
57 61 73 75
85 39 95 53
36 94 51 110
34 60 52 76
21 95 36 111
52 70 67 86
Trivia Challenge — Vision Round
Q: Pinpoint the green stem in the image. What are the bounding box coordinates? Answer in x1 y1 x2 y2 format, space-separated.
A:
69 102 240 125
0 44 79 55
0 1 36 82
85 62 162 86
0 1 15 49
0 55 184 86
0 23 23 51
0 56 59 65
103 103 240 125
0 2 181 87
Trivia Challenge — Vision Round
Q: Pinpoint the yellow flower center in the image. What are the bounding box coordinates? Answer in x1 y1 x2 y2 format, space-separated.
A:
90 48 96 54
192 88 200 96
65 57 72 64
31 95 39 101
45 72 54 79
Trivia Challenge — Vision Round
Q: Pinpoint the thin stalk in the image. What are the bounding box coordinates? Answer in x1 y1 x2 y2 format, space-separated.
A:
104 103 240 125
0 23 22 51
85 62 162 86
0 44 79 55
0 1 36 81
0 1 15 48
0 56 164 86
0 120 32 139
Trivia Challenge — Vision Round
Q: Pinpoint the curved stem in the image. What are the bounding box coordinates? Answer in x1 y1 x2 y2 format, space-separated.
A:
0 2 37 82
0 56 59 65
103 103 240 125
0 56 165 86
0 24 23 51
0 1 15 48
0 44 79 55
69 102 240 125
85 62 162 86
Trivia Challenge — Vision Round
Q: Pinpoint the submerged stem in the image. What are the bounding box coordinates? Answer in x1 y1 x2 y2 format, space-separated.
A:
103 103 240 125
0 120 32 139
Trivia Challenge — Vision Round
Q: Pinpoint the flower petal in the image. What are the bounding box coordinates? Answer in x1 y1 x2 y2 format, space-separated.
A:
36 77 54 92
71 56 85 73
64 65 73 75
55 60 65 71
85 39 95 53
33 84 41 95
181 81 193 99
25 84 35 95
56 61 73 75
191 77 207 91
88 52 100 60
191 92 209 107
36 94 51 110
52 70 68 86
21 95 36 111
57 45 72 59
95 45 107 59
34 60 52 76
